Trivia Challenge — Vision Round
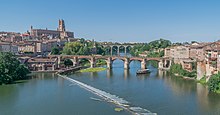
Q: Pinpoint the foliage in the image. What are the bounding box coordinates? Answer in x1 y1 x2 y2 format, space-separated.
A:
64 59 73 67
62 41 105 55
148 60 158 68
170 63 196 78
0 52 30 85
208 72 220 93
96 59 107 66
130 39 171 56
148 38 172 49
62 42 84 55
51 46 60 55
198 76 207 85
130 43 149 56
147 50 164 58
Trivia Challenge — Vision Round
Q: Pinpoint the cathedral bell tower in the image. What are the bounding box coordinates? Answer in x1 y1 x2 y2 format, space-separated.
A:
58 19 66 32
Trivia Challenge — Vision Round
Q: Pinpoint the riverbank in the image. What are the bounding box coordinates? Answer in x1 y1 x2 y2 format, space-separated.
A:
79 67 106 73
172 70 220 94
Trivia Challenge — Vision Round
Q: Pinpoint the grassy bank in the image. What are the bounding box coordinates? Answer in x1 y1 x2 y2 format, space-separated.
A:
79 67 106 73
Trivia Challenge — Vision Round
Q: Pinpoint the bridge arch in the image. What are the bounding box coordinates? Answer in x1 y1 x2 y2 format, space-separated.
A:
129 59 142 69
95 57 108 66
101 44 134 56
111 57 126 62
125 45 133 54
146 58 161 62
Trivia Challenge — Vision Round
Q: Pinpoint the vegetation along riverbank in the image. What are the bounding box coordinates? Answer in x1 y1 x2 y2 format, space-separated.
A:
0 52 30 85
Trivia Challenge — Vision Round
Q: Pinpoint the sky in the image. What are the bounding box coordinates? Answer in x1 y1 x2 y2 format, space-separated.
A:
1 0 220 43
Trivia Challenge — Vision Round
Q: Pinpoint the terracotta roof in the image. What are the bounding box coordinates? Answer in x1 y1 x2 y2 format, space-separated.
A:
203 42 220 51
190 42 212 49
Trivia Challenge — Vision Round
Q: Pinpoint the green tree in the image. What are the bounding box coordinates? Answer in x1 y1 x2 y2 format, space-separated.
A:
208 73 220 93
62 42 83 55
0 52 30 85
130 39 171 56
64 59 73 67
62 41 105 55
170 63 196 78
51 47 60 55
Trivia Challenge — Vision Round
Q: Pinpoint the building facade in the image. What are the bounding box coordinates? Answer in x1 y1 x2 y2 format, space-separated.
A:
0 42 19 54
30 19 74 38
27 57 58 71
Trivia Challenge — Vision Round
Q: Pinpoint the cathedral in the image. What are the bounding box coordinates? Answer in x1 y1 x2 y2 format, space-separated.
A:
30 19 74 38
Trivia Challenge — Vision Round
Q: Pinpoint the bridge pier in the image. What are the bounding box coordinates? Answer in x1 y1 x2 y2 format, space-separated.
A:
107 57 112 69
117 46 120 56
158 61 163 69
124 46 127 56
110 46 113 56
57 56 61 68
141 59 147 69
42 64 45 71
124 58 130 69
90 57 96 68
73 57 79 67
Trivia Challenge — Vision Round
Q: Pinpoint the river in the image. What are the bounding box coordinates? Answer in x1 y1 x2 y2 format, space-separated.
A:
0 59 220 115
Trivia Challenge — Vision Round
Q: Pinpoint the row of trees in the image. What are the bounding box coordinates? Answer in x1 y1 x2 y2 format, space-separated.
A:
130 38 171 56
61 41 105 55
0 52 30 85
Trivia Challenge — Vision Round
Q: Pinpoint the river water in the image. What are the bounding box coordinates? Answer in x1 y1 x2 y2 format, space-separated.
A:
0 60 220 115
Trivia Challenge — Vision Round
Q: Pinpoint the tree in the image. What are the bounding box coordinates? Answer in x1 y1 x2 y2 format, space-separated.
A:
208 73 220 93
130 39 171 56
64 59 73 67
51 47 60 55
0 52 30 85
62 41 105 55
62 42 83 55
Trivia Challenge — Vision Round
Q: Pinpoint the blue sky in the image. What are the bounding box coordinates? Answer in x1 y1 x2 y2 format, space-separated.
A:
1 0 220 43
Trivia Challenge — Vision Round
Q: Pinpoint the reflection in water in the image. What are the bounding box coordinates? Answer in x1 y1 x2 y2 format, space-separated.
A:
106 69 113 78
1 60 220 115
159 70 220 114
158 69 164 78
123 69 130 79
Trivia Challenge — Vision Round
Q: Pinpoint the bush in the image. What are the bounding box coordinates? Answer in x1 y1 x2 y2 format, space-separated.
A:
208 73 220 93
170 63 196 78
0 52 30 85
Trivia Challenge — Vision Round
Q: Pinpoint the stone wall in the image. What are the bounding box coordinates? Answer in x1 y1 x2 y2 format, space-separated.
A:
197 61 206 80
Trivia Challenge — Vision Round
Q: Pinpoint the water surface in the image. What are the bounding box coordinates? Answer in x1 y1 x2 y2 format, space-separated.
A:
0 60 220 115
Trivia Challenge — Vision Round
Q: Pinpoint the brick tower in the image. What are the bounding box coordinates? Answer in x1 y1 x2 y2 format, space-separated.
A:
58 19 65 32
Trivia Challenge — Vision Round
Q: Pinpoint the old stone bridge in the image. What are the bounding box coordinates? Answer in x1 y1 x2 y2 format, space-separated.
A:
48 55 171 70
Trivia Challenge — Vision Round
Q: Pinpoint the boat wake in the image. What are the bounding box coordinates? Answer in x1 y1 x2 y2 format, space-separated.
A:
58 74 156 115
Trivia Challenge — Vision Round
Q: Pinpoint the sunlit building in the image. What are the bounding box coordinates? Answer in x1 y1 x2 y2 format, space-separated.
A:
30 19 74 38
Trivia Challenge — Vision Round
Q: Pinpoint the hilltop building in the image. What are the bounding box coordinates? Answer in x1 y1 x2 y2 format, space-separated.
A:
30 19 74 39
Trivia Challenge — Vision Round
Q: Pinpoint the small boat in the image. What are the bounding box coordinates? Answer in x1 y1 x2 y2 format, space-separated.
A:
136 69 151 75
